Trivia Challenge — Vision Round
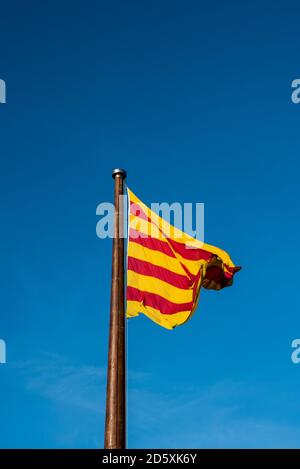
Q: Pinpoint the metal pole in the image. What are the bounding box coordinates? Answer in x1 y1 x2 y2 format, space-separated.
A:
104 168 127 449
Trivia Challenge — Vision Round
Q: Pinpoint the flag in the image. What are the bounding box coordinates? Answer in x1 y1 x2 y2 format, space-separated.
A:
126 189 240 330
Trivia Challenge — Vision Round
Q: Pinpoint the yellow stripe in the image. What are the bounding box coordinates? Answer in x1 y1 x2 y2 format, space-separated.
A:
127 270 193 304
126 300 193 330
129 214 162 239
128 241 187 276
173 252 206 276
128 237 204 276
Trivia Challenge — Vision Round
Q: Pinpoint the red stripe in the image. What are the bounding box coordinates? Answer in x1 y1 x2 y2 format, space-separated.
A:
224 271 233 279
192 270 202 300
126 286 193 315
180 262 197 282
129 229 176 258
127 256 191 289
225 265 241 274
130 202 149 221
167 238 213 261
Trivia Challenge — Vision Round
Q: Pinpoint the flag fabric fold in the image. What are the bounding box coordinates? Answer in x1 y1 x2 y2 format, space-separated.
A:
126 188 240 330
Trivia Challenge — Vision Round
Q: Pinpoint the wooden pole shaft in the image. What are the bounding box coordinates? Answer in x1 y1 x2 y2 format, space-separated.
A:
104 169 126 449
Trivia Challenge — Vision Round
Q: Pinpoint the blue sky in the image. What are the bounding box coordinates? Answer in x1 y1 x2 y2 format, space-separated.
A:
1 0 300 448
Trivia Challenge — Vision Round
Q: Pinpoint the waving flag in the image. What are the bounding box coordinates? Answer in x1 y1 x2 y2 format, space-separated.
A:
126 189 240 330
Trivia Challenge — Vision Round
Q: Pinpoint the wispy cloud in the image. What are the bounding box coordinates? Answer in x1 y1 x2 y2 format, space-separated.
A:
128 379 300 448
13 355 300 448
15 353 106 414
13 354 153 447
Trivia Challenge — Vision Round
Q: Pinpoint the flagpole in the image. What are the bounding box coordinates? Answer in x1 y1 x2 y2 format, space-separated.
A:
104 168 127 449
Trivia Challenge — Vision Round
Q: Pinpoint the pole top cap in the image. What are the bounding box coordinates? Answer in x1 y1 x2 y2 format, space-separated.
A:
112 168 127 179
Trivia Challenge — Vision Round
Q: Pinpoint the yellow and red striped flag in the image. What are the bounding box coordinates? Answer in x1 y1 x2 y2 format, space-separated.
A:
126 189 240 330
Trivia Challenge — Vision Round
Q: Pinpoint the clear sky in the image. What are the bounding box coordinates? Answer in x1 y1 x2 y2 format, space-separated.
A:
1 0 300 449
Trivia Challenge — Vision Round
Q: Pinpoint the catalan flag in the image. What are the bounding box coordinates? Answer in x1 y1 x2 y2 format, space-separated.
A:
126 189 240 330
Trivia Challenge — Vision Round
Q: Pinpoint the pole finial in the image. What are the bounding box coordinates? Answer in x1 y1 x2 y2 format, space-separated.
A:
112 168 127 179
